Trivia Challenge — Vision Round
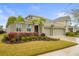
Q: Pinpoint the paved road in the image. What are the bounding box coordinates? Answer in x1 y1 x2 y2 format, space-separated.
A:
38 36 79 56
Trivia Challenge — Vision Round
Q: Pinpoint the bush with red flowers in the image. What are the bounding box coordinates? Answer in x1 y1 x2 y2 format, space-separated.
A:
3 32 60 44
8 32 38 38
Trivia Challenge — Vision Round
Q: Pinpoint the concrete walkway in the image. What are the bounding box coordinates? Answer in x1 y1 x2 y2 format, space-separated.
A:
38 36 79 56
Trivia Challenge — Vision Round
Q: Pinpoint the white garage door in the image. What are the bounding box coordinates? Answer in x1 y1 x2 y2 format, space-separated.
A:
53 28 65 36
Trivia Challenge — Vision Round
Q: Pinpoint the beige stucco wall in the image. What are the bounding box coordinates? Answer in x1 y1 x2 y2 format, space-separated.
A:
6 16 70 36
6 23 17 33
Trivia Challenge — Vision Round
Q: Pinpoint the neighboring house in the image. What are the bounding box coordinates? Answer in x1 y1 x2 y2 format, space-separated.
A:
0 25 3 31
0 25 5 32
6 15 77 36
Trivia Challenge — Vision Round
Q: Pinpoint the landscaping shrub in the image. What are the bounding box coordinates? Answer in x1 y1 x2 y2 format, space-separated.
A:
40 33 45 36
11 38 16 43
37 36 43 40
15 34 22 41
33 32 38 36
51 38 60 41
20 32 39 36
21 37 30 42
8 32 39 40
3 34 9 42
29 36 37 41
25 37 32 41
3 32 60 43
8 32 17 40
0 31 6 34
21 37 26 42
75 31 79 35
43 36 49 40
76 30 79 33
65 32 75 36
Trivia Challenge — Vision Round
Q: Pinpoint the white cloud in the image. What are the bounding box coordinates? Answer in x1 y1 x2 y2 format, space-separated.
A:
0 14 8 28
3 6 16 15
56 12 67 17
0 6 16 28
29 5 41 11
51 12 68 20
7 9 15 15
0 9 3 13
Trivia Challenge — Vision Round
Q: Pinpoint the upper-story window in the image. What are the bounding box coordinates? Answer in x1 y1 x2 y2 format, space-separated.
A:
29 15 32 19
17 23 22 28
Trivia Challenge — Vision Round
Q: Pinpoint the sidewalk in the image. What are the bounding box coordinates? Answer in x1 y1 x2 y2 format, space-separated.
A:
38 36 79 56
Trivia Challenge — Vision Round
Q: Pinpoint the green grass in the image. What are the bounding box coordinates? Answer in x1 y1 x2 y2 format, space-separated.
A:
0 34 77 56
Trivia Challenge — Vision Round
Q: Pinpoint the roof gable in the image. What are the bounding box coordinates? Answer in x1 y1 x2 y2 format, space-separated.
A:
52 16 70 22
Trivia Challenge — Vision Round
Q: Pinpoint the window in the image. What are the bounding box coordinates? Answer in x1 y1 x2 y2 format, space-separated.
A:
16 28 21 32
17 23 22 28
16 23 22 32
27 28 31 31
26 24 31 31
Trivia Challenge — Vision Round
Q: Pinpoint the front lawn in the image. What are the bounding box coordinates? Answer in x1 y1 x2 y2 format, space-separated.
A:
0 34 77 56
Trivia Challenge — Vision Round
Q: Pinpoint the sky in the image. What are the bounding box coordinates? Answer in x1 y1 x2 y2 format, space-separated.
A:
0 3 79 28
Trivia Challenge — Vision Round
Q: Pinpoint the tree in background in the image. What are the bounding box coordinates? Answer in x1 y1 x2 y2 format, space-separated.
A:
67 9 79 27
66 9 79 32
0 25 5 34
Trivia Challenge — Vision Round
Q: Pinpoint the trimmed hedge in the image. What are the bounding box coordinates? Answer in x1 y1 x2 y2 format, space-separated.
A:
8 32 39 40
3 32 60 43
65 32 75 36
40 33 45 36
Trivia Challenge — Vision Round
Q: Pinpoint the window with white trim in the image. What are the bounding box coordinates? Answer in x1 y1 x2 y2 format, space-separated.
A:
26 24 31 31
16 23 22 32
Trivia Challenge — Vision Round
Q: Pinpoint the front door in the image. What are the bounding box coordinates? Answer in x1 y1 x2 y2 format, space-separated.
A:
34 25 38 32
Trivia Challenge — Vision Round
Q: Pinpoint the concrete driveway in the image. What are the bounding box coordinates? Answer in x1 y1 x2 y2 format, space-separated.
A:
38 36 79 56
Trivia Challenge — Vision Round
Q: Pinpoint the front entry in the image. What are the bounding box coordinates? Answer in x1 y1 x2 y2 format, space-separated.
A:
34 25 38 32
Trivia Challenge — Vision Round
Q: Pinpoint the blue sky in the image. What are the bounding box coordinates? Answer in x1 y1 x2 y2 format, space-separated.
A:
0 3 79 28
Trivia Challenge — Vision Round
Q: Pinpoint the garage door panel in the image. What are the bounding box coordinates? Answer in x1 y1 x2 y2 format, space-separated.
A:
53 29 65 36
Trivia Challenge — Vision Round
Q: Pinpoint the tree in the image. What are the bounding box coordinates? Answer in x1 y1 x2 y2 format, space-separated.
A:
66 9 79 32
67 9 79 26
6 16 17 27
0 25 5 34
7 16 24 27
16 16 24 32
17 16 24 23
